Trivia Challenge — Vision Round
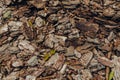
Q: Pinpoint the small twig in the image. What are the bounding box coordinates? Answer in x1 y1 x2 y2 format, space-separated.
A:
94 17 117 25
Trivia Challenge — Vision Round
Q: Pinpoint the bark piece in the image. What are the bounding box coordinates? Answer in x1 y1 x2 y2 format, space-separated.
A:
81 69 92 80
80 51 93 67
18 40 35 53
28 0 46 8
53 54 65 70
27 56 38 66
65 46 75 56
0 24 8 34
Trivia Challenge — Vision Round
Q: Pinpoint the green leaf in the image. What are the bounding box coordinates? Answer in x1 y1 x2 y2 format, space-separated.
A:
28 20 33 27
49 50 56 56
109 71 114 80
44 53 50 61
3 11 11 19
43 50 56 61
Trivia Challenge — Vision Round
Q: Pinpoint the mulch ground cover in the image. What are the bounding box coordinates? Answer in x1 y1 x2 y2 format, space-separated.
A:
0 0 120 80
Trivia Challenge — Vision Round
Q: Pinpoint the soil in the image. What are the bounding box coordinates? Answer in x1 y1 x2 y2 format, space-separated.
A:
0 0 120 80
